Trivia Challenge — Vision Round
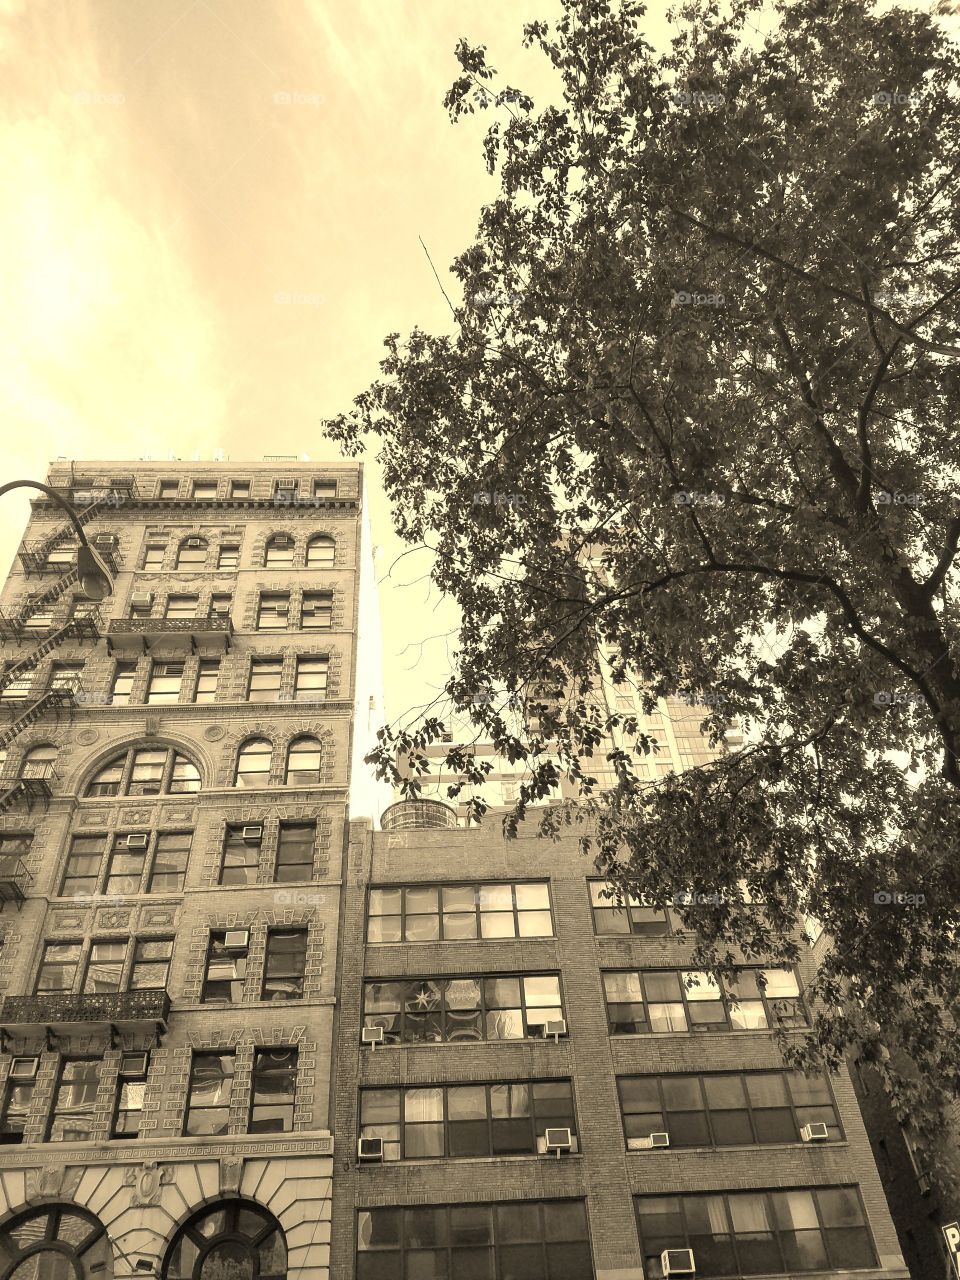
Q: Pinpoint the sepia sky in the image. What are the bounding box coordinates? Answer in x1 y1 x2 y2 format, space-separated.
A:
0 0 585 725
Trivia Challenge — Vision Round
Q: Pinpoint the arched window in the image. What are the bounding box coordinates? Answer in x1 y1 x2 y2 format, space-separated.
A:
264 534 295 568
175 537 208 569
84 745 202 797
285 736 322 786
0 1204 112 1279
21 744 57 779
163 1201 287 1280
235 738 273 788
305 534 334 567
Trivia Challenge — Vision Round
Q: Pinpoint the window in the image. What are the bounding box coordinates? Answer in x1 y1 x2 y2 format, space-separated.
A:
202 931 248 1002
590 881 674 936
217 539 240 567
130 938 173 988
262 929 308 999
159 479 179 498
194 658 220 702
184 1052 234 1135
83 939 125 992
264 534 295 567
60 831 192 897
146 662 184 704
175 537 208 568
275 822 315 880
1 669 32 700
209 591 231 617
257 591 290 630
193 481 217 499
45 540 77 566
250 1048 297 1132
285 736 322 785
362 973 565 1044
635 1186 877 1277
35 942 80 991
110 660 137 704
360 1079 576 1162
230 481 250 498
248 657 283 702
357 1201 591 1279
21 744 56 778
162 1202 286 1279
47 1059 99 1141
313 479 337 499
84 746 202 797
23 600 54 630
0 1073 35 1144
49 661 83 694
0 832 32 858
220 825 262 885
603 968 807 1035
619 1071 842 1149
368 882 553 943
305 534 334 567
294 656 327 701
234 737 273 788
113 1052 149 1138
301 590 333 629
165 594 198 619
142 543 165 570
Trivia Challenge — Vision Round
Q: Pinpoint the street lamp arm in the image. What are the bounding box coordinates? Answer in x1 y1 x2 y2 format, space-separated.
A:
0 480 90 545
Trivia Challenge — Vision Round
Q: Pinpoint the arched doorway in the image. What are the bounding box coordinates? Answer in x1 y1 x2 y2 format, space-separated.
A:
163 1201 286 1279
0 1204 112 1279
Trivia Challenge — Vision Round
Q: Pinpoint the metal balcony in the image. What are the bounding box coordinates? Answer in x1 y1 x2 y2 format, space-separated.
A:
0 857 31 911
0 989 170 1048
106 614 233 655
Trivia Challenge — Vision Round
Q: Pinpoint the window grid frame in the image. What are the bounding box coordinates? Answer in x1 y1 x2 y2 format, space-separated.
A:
367 881 555 944
603 966 808 1036
361 972 566 1045
60 830 193 898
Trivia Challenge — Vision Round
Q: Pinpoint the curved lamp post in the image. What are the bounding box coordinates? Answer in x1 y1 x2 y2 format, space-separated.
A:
0 479 114 600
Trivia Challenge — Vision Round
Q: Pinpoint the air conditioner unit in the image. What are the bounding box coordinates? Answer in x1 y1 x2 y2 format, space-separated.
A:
543 1127 573 1153
800 1122 830 1142
223 929 250 950
662 1249 696 1276
9 1057 39 1081
92 534 115 548
126 834 149 849
131 591 153 607
241 825 263 842
361 1026 384 1046
650 1131 670 1147
544 1018 567 1040
274 603 289 615
120 1052 150 1079
275 480 297 491
358 1137 383 1161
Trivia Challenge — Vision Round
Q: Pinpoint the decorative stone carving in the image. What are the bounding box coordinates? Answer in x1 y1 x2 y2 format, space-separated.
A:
26 1165 82 1199
123 1160 174 1206
220 1156 244 1194
96 908 132 929
76 729 99 745
205 724 226 740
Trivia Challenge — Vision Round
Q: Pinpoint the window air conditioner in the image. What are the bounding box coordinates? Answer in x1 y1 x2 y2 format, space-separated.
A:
241 825 263 842
361 1026 384 1046
9 1057 39 1081
662 1250 696 1276
358 1137 383 1161
223 929 250 950
650 1131 670 1147
120 1052 150 1079
542 1127 573 1153
126 834 149 849
800 1122 830 1142
92 534 115 549
131 592 153 607
544 1018 567 1040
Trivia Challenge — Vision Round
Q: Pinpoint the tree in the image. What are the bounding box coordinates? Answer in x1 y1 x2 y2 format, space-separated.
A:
326 0 960 1186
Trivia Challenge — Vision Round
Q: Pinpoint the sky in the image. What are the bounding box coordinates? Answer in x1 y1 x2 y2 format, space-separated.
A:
0 0 571 726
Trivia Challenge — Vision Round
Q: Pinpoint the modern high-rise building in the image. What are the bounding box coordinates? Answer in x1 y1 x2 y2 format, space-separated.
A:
0 457 385 1279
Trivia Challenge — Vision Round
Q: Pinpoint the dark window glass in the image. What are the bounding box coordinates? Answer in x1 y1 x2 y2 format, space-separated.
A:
202 931 248 1002
367 882 553 943
250 1048 297 1132
604 968 806 1035
220 825 261 885
262 929 307 1000
275 823 315 881
48 1059 99 1142
362 974 565 1045
35 941 81 992
184 1052 234 1135
0 1077 35 1144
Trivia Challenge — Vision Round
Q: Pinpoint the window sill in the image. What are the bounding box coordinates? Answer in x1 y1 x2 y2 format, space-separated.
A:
358 1152 584 1170
625 1139 849 1154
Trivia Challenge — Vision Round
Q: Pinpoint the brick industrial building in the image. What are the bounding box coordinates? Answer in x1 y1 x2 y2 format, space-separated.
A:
0 457 384 1278
0 456 918 1279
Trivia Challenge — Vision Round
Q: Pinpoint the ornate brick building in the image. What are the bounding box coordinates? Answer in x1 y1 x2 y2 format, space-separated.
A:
0 458 383 1278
